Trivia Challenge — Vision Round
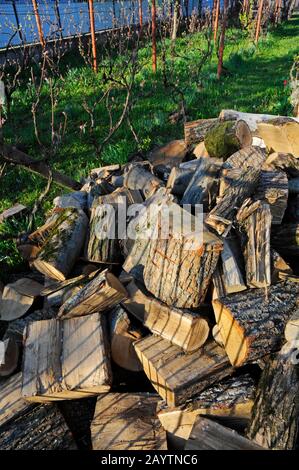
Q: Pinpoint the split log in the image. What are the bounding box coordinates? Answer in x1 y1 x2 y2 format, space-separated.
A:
166 167 194 196
0 143 81 190
90 164 121 180
0 203 26 223
33 208 88 281
205 167 260 236
123 164 163 198
0 403 76 450
158 374 255 442
254 170 288 224
246 345 299 449
108 305 143 372
284 309 299 342
263 152 299 177
181 157 222 210
57 269 127 319
143 203 223 308
184 118 218 145
85 179 116 210
271 248 292 283
212 282 299 367
91 393 167 450
53 190 87 210
236 199 272 288
222 146 266 170
185 416 263 450
219 109 299 133
218 167 243 198
123 188 175 282
0 337 19 377
148 140 188 169
122 280 210 352
204 120 252 159
0 373 32 427
212 323 224 346
22 313 112 401
271 223 299 256
193 141 210 158
0 278 43 321
134 337 233 407
257 121 299 156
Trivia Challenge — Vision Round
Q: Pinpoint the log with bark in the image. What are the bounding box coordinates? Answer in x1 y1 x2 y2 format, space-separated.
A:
33 208 88 281
263 152 299 178
91 393 167 450
134 337 233 407
143 203 223 308
181 157 222 210
22 314 112 401
108 305 143 372
205 167 260 236
158 374 255 443
122 280 210 352
204 120 252 159
219 109 299 133
53 191 87 211
236 199 272 288
0 203 26 223
185 416 263 450
222 146 266 170
166 167 194 196
148 140 188 170
123 163 163 198
184 118 218 145
246 345 299 449
271 223 299 256
212 282 299 367
57 269 127 319
254 170 288 224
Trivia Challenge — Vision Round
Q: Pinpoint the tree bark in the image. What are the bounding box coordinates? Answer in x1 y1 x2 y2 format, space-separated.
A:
254 170 288 224
184 118 218 146
222 145 266 170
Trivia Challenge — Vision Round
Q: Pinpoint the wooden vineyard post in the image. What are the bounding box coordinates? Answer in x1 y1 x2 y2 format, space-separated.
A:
152 0 157 73
88 0 98 72
217 0 228 79
213 0 220 43
31 0 45 48
138 0 143 28
255 0 264 44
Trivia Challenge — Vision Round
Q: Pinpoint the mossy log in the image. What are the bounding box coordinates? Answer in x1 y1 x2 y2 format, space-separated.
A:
204 120 252 159
271 223 299 256
205 167 260 236
236 199 272 288
123 163 163 198
122 280 210 352
143 204 223 308
212 282 299 367
33 208 88 281
246 345 299 449
108 305 143 372
181 157 222 210
184 118 218 145
57 269 127 319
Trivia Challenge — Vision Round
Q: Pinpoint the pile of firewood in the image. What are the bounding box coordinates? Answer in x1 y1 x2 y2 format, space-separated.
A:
0 109 299 450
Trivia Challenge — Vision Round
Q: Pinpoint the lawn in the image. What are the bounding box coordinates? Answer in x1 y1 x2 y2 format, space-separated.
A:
0 15 298 277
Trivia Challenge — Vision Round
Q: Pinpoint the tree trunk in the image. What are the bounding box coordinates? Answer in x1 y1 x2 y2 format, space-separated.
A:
184 118 218 145
134 337 233 407
204 120 252 159
33 208 88 281
171 0 181 41
219 109 299 133
212 282 299 367
57 269 127 319
122 280 210 352
254 170 288 224
108 305 143 372
22 313 112 401
236 199 272 288
217 0 229 79
205 167 260 236
181 157 222 210
246 345 299 449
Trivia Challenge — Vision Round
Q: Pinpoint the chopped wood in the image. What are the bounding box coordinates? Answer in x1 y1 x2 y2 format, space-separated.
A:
254 170 288 224
90 164 121 180
22 314 112 401
0 337 19 377
236 199 272 288
212 282 299 367
3 310 45 344
158 374 255 442
218 167 243 198
213 237 246 297
219 109 299 133
204 120 252 159
108 305 143 372
185 416 264 450
57 269 127 319
205 167 260 236
222 146 266 170
257 121 299 156
166 167 194 196
0 280 36 321
122 280 210 352
0 403 77 450
123 163 163 198
181 157 222 210
184 118 218 145
0 203 26 223
284 309 299 342
246 345 299 449
17 244 40 262
91 393 167 450
53 190 87 210
0 373 33 427
193 141 210 158
143 203 223 308
33 208 88 281
271 248 292 283
134 337 233 407
263 152 299 177
148 140 188 169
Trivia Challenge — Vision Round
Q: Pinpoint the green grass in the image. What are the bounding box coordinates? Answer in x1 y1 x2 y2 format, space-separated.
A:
0 16 298 278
